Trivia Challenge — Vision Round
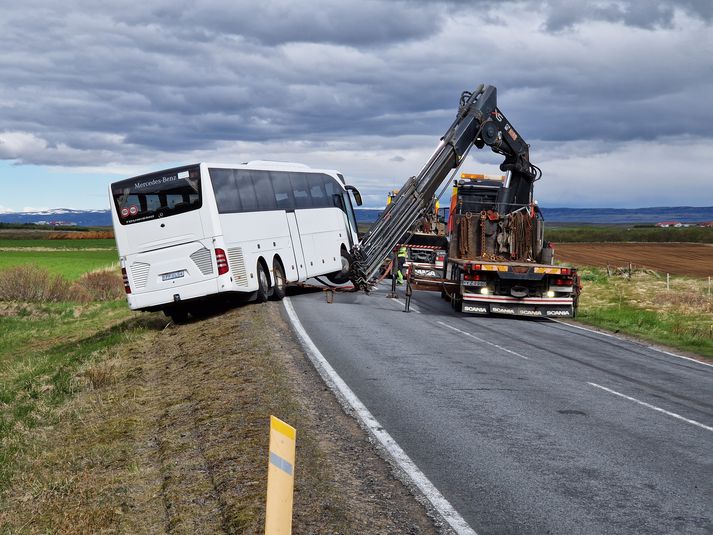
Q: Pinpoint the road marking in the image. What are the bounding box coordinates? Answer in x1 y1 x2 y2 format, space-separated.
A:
588 382 713 432
550 319 713 369
283 298 478 535
437 321 530 360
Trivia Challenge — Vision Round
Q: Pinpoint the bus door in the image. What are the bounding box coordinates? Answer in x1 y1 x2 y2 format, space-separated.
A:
285 211 308 282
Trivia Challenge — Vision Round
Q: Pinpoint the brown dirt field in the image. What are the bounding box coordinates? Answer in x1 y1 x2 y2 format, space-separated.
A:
0 302 440 534
555 243 713 278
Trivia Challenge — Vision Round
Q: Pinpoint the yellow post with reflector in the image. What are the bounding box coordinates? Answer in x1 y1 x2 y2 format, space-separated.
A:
265 416 296 535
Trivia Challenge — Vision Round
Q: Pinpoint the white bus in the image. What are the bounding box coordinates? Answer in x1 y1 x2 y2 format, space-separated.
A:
109 161 362 321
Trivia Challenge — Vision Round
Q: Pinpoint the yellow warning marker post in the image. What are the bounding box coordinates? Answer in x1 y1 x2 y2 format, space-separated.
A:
265 416 296 535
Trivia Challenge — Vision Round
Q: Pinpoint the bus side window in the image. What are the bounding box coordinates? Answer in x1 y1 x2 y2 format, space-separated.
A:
307 173 328 208
289 173 312 209
211 168 242 213
270 171 295 211
235 170 259 212
252 170 277 211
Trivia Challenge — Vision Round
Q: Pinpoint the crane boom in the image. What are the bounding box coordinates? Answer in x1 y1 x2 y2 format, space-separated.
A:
348 84 540 291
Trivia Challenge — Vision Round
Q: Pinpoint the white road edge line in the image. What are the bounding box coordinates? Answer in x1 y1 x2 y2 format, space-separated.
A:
550 319 713 369
437 321 530 360
588 382 713 432
283 297 477 535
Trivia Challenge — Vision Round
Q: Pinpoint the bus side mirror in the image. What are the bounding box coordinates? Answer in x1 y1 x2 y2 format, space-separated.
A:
346 185 362 206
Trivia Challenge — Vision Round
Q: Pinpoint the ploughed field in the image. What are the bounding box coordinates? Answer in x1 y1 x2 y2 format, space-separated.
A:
555 242 713 278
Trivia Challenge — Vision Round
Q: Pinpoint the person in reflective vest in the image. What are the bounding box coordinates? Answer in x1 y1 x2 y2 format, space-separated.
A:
396 246 408 285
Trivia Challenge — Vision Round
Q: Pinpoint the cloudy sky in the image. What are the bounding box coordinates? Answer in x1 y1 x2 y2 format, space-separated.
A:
0 0 711 211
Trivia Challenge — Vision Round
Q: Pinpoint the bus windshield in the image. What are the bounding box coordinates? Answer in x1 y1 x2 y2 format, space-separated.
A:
111 165 202 225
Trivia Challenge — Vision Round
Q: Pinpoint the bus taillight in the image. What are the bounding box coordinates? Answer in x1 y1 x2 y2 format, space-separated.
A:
121 267 131 294
215 248 229 275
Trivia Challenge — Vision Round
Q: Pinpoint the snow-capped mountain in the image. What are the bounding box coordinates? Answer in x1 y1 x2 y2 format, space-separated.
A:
0 208 112 227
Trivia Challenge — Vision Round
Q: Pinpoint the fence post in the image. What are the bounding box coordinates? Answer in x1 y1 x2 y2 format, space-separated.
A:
709 276 711 296
666 273 670 291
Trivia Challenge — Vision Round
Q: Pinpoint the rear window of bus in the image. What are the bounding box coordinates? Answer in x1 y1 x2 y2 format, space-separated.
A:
111 166 202 225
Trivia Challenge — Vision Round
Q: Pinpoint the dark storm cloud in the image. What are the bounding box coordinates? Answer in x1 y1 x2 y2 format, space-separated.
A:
0 0 711 167
539 0 713 30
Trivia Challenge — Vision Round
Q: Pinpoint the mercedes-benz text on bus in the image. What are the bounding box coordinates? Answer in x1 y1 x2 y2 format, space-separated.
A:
110 161 362 321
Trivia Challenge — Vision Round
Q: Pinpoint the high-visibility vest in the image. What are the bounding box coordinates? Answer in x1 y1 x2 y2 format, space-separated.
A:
397 247 408 257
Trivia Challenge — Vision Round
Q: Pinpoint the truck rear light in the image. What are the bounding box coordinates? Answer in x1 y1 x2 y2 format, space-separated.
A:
473 264 481 270
463 274 481 281
553 277 573 286
215 248 229 275
121 267 131 294
561 268 570 275
436 254 445 262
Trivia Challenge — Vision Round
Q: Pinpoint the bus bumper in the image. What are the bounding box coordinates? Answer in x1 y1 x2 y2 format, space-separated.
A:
127 278 221 311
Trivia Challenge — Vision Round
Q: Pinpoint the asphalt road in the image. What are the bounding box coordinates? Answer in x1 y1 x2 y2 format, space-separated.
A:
287 283 713 535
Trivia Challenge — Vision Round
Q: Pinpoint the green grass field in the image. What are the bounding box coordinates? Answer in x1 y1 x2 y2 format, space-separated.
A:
575 267 713 360
0 238 115 249
546 225 713 243
0 249 119 280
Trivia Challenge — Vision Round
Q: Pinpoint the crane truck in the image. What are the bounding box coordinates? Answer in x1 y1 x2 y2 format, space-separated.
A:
346 84 580 318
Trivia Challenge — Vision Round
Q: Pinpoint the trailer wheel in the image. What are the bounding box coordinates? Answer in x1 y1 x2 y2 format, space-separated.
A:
255 263 270 303
270 260 286 301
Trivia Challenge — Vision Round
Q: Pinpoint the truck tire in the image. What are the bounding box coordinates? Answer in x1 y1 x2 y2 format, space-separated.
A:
451 292 463 312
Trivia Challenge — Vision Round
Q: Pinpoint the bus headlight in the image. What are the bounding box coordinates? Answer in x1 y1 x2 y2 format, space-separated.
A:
546 290 555 298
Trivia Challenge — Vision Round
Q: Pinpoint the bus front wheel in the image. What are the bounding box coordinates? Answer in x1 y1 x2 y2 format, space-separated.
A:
256 263 270 303
326 248 351 285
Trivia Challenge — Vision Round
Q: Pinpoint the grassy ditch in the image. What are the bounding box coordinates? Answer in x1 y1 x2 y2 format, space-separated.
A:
0 296 144 490
0 243 435 533
576 267 713 359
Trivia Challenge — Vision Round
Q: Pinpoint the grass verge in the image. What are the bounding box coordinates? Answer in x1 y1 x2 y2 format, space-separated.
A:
0 301 152 492
576 267 713 360
0 303 436 534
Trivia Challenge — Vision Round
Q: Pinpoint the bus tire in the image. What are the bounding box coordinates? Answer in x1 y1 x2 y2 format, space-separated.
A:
256 263 270 303
270 261 286 301
326 248 351 285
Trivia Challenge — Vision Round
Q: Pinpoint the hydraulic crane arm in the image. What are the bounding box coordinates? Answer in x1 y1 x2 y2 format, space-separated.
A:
349 84 540 291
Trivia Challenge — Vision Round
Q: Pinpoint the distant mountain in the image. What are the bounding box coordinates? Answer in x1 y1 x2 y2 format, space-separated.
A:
1 206 712 227
358 206 713 225
539 206 713 224
0 208 111 227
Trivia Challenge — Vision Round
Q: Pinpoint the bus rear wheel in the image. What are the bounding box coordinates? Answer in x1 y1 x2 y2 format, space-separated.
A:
270 261 286 301
255 263 270 303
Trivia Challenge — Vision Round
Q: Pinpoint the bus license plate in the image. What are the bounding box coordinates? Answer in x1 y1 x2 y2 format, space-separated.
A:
161 270 185 281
